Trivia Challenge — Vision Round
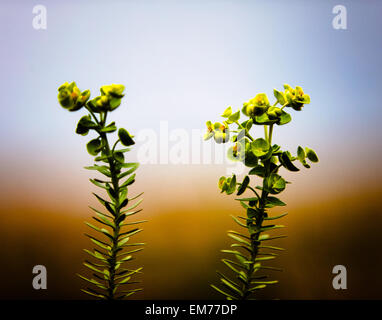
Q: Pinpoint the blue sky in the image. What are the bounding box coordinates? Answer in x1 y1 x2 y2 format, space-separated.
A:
0 0 381 176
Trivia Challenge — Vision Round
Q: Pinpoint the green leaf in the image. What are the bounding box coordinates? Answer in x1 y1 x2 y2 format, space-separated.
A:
118 128 135 146
221 106 232 118
221 259 241 275
226 175 236 195
297 146 305 161
93 215 114 229
264 173 286 194
81 289 107 299
258 245 285 251
83 262 105 275
264 212 288 220
89 178 108 190
92 192 111 207
100 123 117 133
204 132 214 141
248 284 266 292
273 89 285 105
77 274 108 290
255 256 276 262
83 249 107 261
85 221 113 239
228 110 240 122
76 115 98 136
279 151 299 171
254 113 277 125
235 197 258 202
277 110 292 125
237 176 249 196
266 196 286 207
248 165 265 177
220 278 243 296
122 198 143 213
114 151 125 164
85 234 111 251
211 285 237 300
228 230 250 240
85 165 111 177
86 139 103 156
230 215 247 228
251 138 270 157
118 164 139 179
228 233 251 246
120 173 136 188
118 228 142 239
305 147 319 162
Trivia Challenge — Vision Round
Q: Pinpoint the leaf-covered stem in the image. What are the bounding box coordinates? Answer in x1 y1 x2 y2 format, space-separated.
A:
240 159 270 299
58 82 144 300
208 83 318 300
100 127 120 299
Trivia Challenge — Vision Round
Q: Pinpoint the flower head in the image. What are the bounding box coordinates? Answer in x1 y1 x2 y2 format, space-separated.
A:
242 93 270 118
58 82 90 111
100 84 125 99
204 121 230 144
284 84 310 111
88 84 126 112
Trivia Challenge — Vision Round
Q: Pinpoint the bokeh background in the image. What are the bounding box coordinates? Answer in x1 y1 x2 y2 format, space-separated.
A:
0 0 381 299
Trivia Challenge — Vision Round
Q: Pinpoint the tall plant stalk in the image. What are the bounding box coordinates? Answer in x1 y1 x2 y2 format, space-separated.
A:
57 82 145 299
205 84 319 299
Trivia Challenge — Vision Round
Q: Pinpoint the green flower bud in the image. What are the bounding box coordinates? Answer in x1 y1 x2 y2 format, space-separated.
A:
218 175 236 194
218 176 227 190
283 84 310 111
96 84 126 111
213 123 230 144
101 84 125 98
242 93 270 118
57 82 90 111
203 121 215 141
58 88 73 109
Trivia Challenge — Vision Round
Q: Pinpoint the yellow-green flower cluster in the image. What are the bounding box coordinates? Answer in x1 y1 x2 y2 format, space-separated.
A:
242 93 270 118
204 121 230 144
58 82 90 111
283 84 310 111
89 84 126 112
218 175 236 195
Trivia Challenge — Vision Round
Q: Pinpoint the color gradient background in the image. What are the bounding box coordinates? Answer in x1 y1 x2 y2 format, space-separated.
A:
0 0 381 299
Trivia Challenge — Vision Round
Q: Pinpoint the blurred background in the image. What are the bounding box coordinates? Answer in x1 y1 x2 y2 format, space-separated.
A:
0 0 381 299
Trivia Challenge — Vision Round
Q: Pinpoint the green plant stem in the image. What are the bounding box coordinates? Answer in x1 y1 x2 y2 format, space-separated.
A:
247 186 260 199
269 124 274 145
241 159 270 299
235 121 254 141
264 125 268 142
98 112 121 300
85 106 100 126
